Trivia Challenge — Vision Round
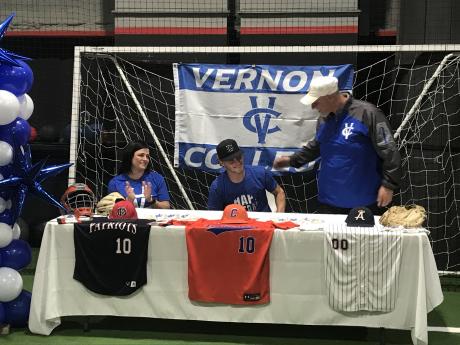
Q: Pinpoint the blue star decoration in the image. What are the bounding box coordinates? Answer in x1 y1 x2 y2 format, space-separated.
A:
0 136 72 224
0 13 68 225
0 13 31 67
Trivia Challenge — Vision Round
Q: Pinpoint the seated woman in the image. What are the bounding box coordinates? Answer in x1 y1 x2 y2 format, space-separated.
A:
108 141 170 209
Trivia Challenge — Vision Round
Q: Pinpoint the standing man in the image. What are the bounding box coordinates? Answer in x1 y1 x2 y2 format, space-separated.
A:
208 139 286 212
273 76 401 214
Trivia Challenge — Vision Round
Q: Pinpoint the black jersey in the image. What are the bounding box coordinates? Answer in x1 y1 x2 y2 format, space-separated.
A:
73 218 151 296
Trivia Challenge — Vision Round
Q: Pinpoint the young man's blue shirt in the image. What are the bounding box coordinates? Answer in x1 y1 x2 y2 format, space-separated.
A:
208 165 277 212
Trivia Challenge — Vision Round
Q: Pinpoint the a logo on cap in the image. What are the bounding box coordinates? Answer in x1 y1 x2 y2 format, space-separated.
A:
110 200 138 220
225 144 235 154
355 209 365 221
346 206 375 227
243 96 281 144
117 207 128 217
221 204 249 224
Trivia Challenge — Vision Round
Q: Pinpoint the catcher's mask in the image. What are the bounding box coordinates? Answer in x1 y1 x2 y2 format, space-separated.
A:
61 183 96 218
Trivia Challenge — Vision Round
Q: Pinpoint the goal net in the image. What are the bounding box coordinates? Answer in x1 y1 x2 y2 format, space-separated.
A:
70 45 460 272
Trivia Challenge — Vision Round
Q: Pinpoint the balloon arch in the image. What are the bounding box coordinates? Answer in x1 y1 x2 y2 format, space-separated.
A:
0 14 71 328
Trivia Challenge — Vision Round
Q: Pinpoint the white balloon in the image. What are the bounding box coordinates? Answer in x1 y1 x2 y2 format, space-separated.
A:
0 267 23 302
17 93 34 120
0 141 13 166
12 222 21 240
0 197 5 213
0 90 20 125
0 222 13 248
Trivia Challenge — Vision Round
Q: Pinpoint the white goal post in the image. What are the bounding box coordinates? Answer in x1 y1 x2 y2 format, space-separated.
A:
70 44 460 273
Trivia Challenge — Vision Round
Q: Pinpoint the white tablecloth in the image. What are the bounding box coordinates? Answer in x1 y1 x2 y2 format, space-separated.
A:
28 210 443 345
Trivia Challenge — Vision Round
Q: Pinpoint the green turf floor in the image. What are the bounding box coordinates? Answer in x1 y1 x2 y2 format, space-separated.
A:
5 318 460 345
3 249 459 345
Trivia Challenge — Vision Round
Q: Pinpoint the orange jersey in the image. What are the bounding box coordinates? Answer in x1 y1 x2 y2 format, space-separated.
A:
185 218 296 305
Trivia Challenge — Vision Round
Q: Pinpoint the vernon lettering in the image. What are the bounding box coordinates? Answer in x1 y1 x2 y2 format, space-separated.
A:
192 67 336 92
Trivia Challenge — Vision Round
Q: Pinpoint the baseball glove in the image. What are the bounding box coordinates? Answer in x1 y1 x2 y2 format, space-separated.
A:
379 204 426 228
96 192 124 216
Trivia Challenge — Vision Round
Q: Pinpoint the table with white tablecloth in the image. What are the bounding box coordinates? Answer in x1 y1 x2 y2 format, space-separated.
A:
28 210 443 345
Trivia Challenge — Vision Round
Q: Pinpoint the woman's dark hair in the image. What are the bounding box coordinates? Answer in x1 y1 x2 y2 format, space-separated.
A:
118 141 153 174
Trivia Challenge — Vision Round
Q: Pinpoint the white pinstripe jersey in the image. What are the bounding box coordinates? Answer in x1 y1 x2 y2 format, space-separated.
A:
324 224 402 312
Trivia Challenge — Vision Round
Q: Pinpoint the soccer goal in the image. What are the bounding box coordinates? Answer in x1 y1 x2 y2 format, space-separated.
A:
70 44 460 272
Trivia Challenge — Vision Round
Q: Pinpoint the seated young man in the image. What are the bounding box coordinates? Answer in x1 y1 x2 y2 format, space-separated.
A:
207 139 285 212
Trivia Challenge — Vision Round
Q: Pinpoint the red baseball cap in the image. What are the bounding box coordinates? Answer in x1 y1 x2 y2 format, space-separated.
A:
221 204 249 224
109 200 138 220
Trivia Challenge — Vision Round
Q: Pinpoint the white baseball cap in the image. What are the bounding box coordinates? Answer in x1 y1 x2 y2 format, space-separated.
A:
300 76 339 106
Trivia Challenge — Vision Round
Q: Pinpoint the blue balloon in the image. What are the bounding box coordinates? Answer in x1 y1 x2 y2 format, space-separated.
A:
0 125 11 143
0 303 5 324
0 60 34 96
0 207 14 224
20 60 33 93
8 186 27 226
0 188 16 226
0 206 14 226
4 290 31 327
0 117 30 146
0 123 12 142
0 188 13 199
0 164 12 178
13 118 30 146
0 239 31 270
0 130 72 217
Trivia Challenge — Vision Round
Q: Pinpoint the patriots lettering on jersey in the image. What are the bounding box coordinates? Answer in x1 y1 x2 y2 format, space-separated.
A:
207 225 255 235
234 194 256 211
89 221 137 234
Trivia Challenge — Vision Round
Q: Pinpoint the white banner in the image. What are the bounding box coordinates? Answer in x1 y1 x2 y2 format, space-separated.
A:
173 63 354 174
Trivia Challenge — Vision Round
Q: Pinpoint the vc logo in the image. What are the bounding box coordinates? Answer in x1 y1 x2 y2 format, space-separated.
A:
342 123 354 140
243 96 281 144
